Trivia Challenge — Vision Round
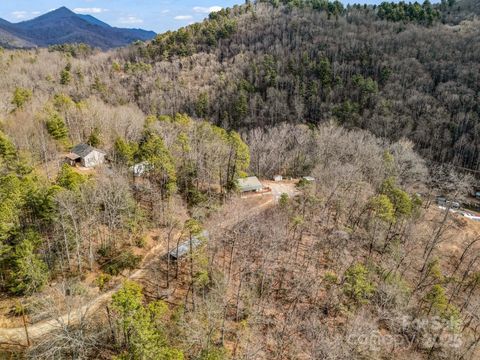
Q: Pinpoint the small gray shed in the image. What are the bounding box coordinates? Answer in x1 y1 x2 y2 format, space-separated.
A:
66 144 106 168
168 231 209 261
237 176 263 193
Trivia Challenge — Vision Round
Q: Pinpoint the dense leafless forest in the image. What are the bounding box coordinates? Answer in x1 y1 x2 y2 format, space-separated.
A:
1 0 480 359
1 1 479 169
125 0 479 170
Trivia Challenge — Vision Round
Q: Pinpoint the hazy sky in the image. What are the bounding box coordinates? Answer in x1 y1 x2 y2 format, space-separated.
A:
0 0 436 33
0 0 244 33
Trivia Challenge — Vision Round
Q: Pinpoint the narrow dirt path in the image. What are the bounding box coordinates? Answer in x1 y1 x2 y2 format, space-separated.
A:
0 240 166 347
0 192 278 348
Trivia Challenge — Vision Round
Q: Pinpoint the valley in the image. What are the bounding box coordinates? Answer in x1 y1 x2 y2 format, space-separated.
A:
0 0 479 359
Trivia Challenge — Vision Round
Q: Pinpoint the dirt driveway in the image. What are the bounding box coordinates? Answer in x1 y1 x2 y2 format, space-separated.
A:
0 177 302 348
262 180 299 203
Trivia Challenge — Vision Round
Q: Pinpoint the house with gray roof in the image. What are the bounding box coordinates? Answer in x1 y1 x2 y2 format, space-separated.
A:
168 231 209 261
65 144 106 168
237 176 263 193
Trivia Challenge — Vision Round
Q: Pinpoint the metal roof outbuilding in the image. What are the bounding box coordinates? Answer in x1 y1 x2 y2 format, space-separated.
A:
168 231 209 260
237 176 263 192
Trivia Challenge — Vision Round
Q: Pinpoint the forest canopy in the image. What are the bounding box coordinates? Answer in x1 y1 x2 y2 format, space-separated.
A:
0 1 480 359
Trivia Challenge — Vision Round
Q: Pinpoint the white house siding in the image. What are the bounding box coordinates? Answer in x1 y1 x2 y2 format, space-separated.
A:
130 161 152 177
82 150 105 168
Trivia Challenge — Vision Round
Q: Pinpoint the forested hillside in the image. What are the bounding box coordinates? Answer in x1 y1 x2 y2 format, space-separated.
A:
0 1 480 359
117 0 479 170
1 0 479 170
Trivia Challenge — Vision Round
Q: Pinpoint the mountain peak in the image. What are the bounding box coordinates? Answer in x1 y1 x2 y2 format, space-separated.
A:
53 6 74 13
0 6 156 49
42 6 76 18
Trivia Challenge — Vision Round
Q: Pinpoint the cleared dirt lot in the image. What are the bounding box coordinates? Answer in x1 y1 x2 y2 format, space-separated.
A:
262 179 300 202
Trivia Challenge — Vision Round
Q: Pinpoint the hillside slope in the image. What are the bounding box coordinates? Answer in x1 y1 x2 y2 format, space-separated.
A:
0 2 480 359
0 27 35 48
112 0 479 171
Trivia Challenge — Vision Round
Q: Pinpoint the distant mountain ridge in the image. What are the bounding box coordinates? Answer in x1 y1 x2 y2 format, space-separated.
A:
0 7 156 49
